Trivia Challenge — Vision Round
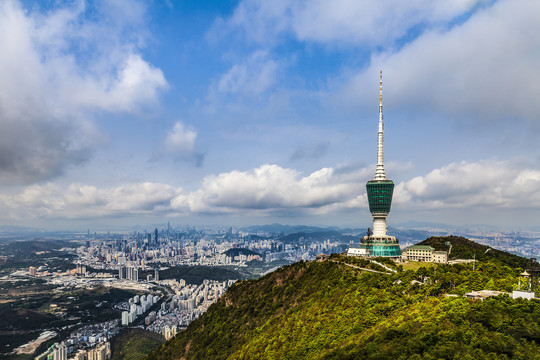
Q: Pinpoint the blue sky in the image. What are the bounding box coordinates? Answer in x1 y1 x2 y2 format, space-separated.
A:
1 0 540 231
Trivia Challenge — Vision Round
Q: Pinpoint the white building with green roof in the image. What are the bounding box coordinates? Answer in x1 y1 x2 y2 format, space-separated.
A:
401 245 448 263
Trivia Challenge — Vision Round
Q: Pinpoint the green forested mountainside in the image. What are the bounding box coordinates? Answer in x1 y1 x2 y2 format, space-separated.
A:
0 308 59 330
418 236 531 268
146 248 539 360
111 328 165 360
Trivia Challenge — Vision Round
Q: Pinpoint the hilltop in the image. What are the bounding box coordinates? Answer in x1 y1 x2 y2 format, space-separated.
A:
418 235 531 268
222 248 261 258
146 238 539 360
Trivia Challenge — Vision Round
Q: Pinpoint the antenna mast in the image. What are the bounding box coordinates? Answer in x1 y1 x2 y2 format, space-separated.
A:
374 71 386 180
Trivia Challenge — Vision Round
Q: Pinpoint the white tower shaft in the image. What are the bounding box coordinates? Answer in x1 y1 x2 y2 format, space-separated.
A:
372 216 388 236
374 71 386 180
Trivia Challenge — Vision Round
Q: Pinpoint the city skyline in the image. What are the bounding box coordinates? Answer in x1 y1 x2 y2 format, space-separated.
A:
1 0 540 230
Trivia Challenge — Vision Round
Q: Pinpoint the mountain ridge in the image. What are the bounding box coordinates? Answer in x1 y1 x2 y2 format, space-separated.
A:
145 237 539 360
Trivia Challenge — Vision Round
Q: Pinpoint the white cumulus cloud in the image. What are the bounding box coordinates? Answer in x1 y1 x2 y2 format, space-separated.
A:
158 122 204 166
335 0 540 127
0 182 182 220
395 160 540 210
165 122 197 154
3 160 540 223
183 164 369 214
0 0 167 184
224 0 487 46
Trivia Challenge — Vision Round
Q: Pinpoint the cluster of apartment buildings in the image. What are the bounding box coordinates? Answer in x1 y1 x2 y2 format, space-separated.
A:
121 294 160 325
29 273 232 359
145 279 234 337
118 265 139 281
35 339 111 360
162 325 178 341
71 342 111 360
35 342 68 360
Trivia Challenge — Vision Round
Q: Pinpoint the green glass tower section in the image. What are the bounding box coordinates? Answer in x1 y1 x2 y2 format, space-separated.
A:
366 180 394 214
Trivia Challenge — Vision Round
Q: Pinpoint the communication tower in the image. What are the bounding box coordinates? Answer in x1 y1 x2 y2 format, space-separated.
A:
360 71 401 258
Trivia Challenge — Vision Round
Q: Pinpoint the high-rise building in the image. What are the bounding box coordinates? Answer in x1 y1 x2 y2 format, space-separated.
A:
349 72 401 259
76 264 87 275
121 311 129 326
118 265 126 280
163 325 178 340
52 342 67 360
120 265 139 281
154 269 159 282
73 350 87 360
87 342 111 360
127 266 138 282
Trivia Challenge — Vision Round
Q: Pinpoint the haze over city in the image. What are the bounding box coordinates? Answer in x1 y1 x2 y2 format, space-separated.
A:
1 0 539 230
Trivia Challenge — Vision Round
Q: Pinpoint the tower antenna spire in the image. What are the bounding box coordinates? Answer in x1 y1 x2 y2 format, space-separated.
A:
374 70 386 180
379 70 383 106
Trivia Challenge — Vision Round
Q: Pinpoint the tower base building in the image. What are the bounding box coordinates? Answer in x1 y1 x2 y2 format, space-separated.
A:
359 235 401 259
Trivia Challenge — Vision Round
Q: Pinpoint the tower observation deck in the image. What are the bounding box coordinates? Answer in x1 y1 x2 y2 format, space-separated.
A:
350 71 401 259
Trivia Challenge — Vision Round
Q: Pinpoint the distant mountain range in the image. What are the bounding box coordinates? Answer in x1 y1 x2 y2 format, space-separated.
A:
3 222 538 237
0 225 47 233
241 221 526 235
241 223 443 245
240 223 339 235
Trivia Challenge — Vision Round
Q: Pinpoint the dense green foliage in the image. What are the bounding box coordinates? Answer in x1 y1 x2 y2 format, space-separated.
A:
111 329 165 360
146 251 539 360
333 254 393 272
0 308 59 331
145 266 244 285
0 285 135 330
419 236 531 268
